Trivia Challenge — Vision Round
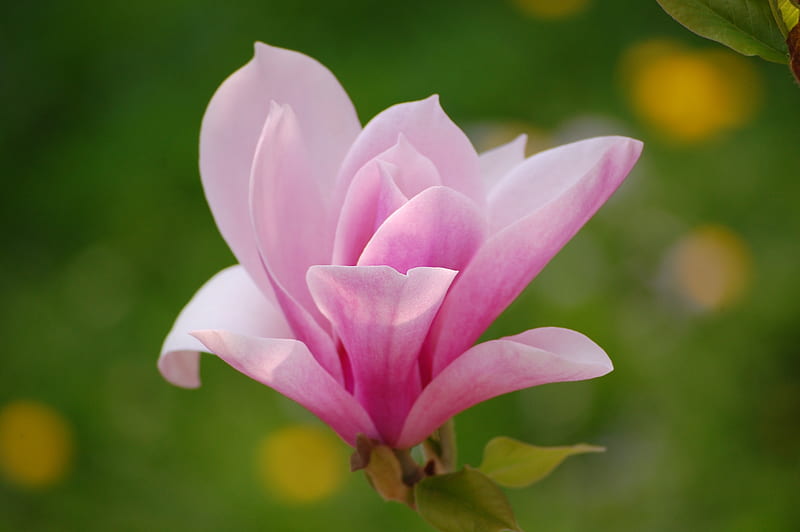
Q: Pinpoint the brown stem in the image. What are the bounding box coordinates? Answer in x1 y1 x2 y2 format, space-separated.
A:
393 448 424 486
788 23 800 84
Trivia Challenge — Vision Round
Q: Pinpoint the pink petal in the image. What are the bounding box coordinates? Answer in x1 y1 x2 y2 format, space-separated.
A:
334 96 484 207
357 186 488 275
199 42 360 297
159 266 292 388
306 265 457 445
487 137 641 233
425 136 642 376
249 102 331 317
192 330 379 446
332 160 409 266
397 327 612 448
249 103 343 383
479 134 527 192
332 135 448 267
371 134 443 198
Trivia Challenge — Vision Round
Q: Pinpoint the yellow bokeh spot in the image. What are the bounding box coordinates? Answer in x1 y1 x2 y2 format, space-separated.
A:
672 225 753 311
0 400 74 489
257 425 345 503
623 40 761 142
512 0 590 19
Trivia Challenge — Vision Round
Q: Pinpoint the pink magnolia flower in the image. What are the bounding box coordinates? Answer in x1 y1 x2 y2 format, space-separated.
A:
159 43 642 449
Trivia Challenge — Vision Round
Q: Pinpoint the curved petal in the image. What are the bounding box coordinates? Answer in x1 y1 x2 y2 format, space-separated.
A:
199 42 360 296
357 186 488 275
159 265 292 388
249 102 331 317
332 160 409 266
426 136 642 376
397 327 612 448
479 134 527 193
372 134 443 198
249 103 342 382
334 96 483 207
192 330 379 446
488 137 641 234
307 265 457 445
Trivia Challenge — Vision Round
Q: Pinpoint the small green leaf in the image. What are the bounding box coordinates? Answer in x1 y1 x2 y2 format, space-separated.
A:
478 437 604 488
657 0 789 63
415 467 523 532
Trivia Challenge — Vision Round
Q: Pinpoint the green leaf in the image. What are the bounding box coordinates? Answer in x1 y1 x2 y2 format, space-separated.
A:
769 0 800 35
657 0 789 63
478 437 604 489
415 467 523 532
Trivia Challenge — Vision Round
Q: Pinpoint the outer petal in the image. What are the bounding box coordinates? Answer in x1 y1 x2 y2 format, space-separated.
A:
159 265 292 388
249 103 342 382
487 137 641 234
334 96 484 207
332 160 409 266
425 137 642 376
307 265 457 445
479 134 527 193
192 330 379 446
357 186 488 275
397 328 612 448
199 42 360 296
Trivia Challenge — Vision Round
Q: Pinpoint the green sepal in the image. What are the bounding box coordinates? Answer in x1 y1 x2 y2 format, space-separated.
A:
656 0 789 63
415 467 523 532
478 436 604 489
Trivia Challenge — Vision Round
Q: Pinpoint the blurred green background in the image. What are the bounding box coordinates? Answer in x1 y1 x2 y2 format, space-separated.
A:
2 0 799 530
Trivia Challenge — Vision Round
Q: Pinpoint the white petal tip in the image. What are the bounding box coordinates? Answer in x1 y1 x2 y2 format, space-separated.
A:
253 41 274 56
189 329 222 352
158 350 202 389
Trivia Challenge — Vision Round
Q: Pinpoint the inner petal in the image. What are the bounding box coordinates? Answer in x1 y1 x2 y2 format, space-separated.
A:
357 186 488 274
332 160 409 266
249 102 343 382
307 265 457 445
371 134 443 198
332 96 484 209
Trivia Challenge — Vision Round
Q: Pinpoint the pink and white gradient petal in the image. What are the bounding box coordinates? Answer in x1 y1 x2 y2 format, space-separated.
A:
159 265 292 388
425 136 642 375
370 134 443 198
248 103 343 383
335 96 484 207
478 134 527 193
192 330 379 445
357 186 488 275
332 160 409 267
199 42 361 297
397 327 612 449
307 265 457 445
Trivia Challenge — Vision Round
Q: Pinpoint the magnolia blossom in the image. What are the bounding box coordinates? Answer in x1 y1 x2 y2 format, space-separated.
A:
159 43 642 449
